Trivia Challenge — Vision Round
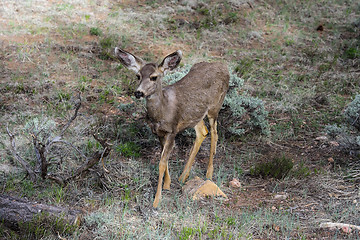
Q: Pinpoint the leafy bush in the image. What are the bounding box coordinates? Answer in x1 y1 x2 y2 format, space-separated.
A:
163 65 269 137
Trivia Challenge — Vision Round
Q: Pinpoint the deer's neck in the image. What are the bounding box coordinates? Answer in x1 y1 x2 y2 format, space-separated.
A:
146 89 167 122
145 87 178 135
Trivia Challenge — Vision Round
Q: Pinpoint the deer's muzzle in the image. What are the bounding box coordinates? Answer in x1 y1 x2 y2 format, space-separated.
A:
134 91 145 99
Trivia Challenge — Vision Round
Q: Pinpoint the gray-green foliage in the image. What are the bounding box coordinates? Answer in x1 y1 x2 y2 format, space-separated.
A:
24 117 57 140
164 64 269 136
344 94 360 130
325 95 360 153
224 71 269 136
325 123 360 152
324 124 347 139
163 65 192 85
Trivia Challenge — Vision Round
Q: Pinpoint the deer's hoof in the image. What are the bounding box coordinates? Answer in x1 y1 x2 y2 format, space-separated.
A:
163 183 170 190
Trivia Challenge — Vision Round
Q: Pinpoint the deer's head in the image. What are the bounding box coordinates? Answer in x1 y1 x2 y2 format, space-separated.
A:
115 48 182 99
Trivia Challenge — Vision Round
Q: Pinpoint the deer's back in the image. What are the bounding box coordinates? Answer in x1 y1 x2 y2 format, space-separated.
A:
167 62 229 131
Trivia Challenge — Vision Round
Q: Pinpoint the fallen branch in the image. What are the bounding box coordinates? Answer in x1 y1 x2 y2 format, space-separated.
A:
59 94 82 139
0 194 81 231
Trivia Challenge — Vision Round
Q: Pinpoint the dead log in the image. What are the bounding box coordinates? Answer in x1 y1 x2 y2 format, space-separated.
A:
0 195 82 231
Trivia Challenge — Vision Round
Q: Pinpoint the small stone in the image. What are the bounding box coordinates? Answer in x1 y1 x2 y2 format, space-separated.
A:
274 194 287 200
342 226 352 234
315 136 328 141
329 141 339 147
273 224 280 232
229 178 241 188
328 157 334 163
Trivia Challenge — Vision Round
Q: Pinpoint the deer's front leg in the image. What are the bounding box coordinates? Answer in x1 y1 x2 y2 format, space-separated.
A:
153 134 175 208
158 136 171 190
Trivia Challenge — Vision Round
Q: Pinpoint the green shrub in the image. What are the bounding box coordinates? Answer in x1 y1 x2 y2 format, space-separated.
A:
90 27 102 36
99 36 116 50
99 35 118 60
250 156 293 179
115 142 141 158
344 46 360 59
178 226 204 240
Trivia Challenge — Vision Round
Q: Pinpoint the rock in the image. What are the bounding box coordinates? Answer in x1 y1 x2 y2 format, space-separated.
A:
179 0 203 9
272 224 280 232
342 226 352 234
227 0 254 8
229 178 241 188
315 136 328 141
274 194 287 200
329 141 339 147
328 157 334 163
182 176 227 200
247 31 263 41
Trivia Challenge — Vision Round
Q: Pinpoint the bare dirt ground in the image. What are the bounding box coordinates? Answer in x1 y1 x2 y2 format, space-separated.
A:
1 0 360 239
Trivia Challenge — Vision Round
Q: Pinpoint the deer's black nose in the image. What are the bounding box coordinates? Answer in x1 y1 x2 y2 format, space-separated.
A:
134 91 144 99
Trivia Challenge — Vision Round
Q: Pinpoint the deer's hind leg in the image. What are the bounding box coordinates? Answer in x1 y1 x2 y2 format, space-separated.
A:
206 116 218 179
178 120 208 183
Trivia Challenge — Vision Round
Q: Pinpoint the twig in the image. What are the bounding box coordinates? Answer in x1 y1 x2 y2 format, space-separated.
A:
100 147 110 173
6 125 37 182
64 136 111 183
32 134 48 179
267 141 291 149
53 94 82 144
65 149 109 183
46 174 65 186
49 139 87 159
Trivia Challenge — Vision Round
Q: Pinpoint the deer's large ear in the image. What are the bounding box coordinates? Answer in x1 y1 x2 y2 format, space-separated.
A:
159 50 182 73
115 47 144 73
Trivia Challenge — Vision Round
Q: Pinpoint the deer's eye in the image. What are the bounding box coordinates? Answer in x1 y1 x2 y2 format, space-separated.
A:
136 75 141 80
150 76 158 81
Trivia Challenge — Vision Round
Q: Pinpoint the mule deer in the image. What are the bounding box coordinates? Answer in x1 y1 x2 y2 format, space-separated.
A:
115 47 229 208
